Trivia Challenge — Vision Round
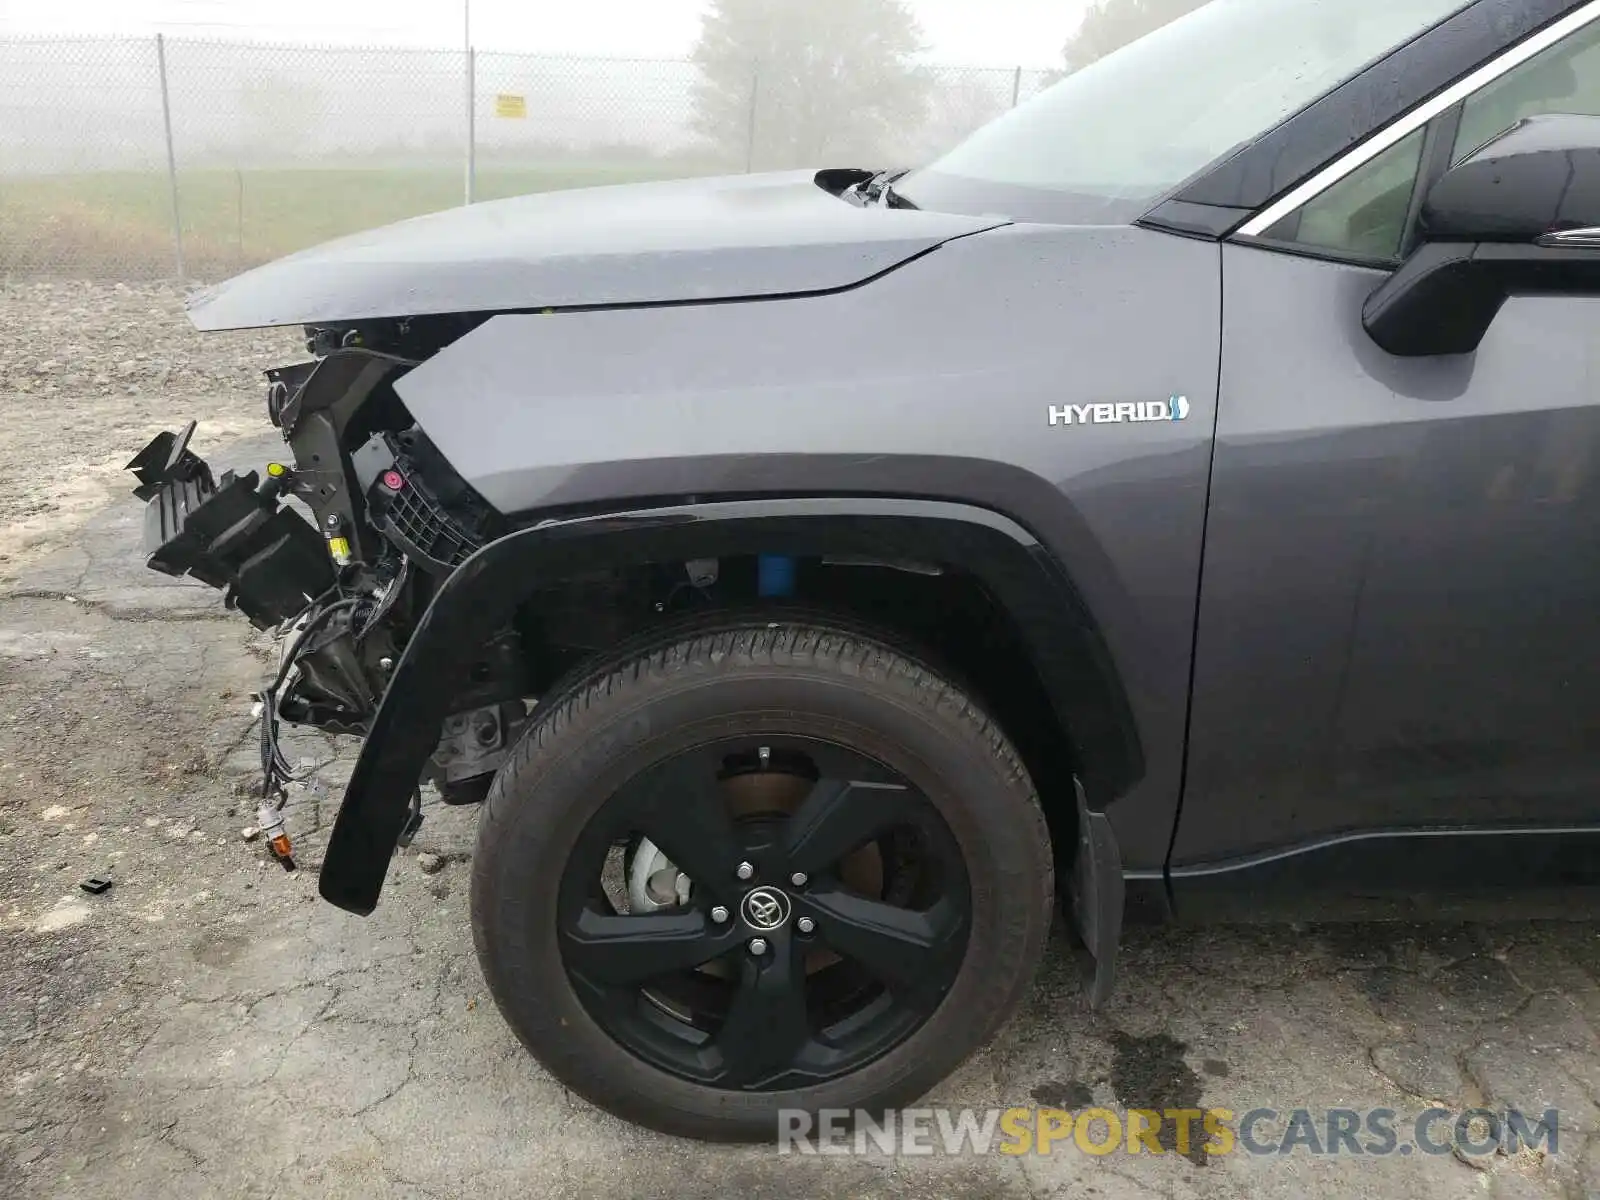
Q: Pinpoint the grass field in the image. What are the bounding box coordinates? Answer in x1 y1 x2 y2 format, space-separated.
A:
0 158 727 280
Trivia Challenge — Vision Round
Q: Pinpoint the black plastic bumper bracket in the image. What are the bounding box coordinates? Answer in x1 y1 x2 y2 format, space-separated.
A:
129 427 334 629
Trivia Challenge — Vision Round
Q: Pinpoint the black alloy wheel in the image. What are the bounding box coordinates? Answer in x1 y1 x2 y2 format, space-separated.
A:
471 621 1054 1141
557 736 971 1091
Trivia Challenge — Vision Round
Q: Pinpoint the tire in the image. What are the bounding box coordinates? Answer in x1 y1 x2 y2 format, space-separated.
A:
470 619 1054 1141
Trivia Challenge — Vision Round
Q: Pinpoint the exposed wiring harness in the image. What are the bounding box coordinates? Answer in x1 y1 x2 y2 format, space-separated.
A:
253 589 362 869
252 556 414 868
259 595 361 799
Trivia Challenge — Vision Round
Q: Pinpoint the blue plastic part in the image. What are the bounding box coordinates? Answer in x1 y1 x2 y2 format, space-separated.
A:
757 554 797 598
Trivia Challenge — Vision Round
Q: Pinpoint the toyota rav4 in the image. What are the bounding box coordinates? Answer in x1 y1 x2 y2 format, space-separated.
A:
128 0 1600 1140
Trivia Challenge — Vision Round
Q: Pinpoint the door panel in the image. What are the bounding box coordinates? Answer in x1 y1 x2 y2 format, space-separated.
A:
1173 243 1600 880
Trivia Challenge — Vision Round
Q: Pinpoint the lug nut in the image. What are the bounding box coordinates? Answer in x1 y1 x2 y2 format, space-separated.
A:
790 871 808 887
710 905 730 924
735 861 755 881
797 917 815 934
748 938 768 956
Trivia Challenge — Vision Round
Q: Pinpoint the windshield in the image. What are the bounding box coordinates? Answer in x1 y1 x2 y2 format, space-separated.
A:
897 0 1473 224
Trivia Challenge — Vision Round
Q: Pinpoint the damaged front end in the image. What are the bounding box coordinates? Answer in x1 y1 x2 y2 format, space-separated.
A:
127 322 528 867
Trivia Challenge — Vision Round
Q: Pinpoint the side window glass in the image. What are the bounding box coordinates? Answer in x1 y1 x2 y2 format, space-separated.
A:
1454 20 1600 161
1261 128 1426 261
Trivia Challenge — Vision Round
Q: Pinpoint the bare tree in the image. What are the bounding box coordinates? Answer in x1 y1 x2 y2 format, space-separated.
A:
1063 0 1214 71
690 0 931 170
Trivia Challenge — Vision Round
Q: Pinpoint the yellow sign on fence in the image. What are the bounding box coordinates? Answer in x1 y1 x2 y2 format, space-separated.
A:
494 93 527 119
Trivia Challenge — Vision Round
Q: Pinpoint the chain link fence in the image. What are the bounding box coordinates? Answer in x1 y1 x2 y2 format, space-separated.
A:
0 35 1054 282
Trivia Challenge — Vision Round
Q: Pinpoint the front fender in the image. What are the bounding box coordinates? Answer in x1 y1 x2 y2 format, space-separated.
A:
318 496 1140 915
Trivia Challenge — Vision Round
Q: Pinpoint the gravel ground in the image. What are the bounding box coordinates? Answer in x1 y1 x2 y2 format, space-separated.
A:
0 280 300 582
1 284 1599 1199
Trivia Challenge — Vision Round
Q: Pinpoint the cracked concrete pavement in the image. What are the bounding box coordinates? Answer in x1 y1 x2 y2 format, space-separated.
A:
3 341 1600 1199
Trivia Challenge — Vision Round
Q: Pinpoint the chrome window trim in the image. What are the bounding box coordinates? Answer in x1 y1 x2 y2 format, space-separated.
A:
1539 225 1600 245
1237 0 1600 238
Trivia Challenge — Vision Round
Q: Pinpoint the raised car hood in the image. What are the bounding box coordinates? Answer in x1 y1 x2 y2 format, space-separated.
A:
186 170 1009 331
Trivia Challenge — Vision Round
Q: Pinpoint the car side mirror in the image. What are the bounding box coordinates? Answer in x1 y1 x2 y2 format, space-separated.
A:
1362 113 1600 356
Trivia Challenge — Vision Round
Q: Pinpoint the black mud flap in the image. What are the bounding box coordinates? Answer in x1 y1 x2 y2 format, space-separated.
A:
1066 778 1124 1009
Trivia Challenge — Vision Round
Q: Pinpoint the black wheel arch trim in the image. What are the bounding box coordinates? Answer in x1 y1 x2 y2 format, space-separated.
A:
318 495 1143 915
1144 0 1583 229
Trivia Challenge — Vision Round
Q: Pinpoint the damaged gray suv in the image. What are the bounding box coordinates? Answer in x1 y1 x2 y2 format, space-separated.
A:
129 0 1600 1140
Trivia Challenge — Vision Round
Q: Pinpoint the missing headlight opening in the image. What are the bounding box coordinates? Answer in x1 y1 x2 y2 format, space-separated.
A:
127 324 534 834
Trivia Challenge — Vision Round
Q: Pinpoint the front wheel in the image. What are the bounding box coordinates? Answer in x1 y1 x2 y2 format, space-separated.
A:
470 621 1054 1141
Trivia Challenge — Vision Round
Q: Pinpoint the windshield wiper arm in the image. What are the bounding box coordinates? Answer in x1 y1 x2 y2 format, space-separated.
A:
881 176 919 209
848 168 919 210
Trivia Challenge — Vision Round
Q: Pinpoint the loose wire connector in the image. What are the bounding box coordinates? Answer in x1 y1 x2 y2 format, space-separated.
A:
257 798 296 872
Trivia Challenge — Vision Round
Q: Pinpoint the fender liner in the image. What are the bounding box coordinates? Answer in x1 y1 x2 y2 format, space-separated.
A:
319 496 1141 915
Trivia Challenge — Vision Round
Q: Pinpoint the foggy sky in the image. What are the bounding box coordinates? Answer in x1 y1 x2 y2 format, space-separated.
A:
0 0 1093 67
